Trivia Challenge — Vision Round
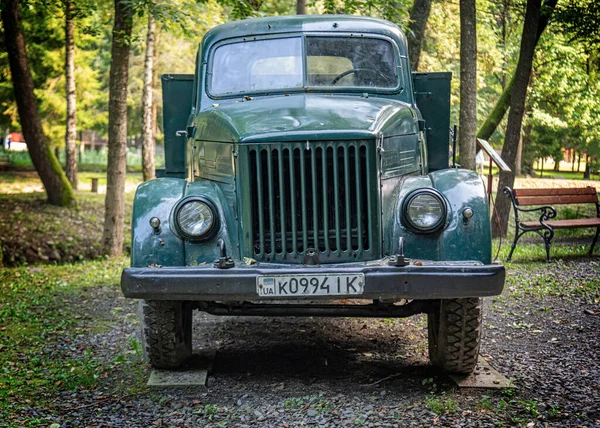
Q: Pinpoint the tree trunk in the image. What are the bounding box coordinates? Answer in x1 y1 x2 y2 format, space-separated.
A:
151 30 160 139
476 0 558 141
64 0 78 189
515 134 522 176
577 151 581 172
477 75 514 140
296 0 306 14
492 0 542 238
500 0 509 90
541 157 544 176
407 0 433 71
458 0 477 170
571 150 576 171
584 154 590 179
142 14 156 182
1 0 75 207
102 0 133 256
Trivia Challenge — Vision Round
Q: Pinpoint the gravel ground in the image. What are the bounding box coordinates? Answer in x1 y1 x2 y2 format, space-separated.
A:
10 259 600 427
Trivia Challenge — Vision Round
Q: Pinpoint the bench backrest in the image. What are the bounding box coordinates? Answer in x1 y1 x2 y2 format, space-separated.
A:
513 187 598 206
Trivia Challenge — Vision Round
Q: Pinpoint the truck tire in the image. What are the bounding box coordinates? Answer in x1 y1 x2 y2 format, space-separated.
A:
140 300 192 369
427 298 482 374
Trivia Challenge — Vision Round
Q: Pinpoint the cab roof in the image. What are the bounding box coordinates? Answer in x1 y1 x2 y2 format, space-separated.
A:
200 15 407 54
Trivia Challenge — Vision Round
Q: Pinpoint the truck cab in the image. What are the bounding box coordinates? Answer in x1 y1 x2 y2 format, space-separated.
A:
122 15 505 374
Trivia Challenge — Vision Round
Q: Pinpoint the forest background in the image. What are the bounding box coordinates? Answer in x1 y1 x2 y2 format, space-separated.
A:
0 0 599 250
2 0 598 174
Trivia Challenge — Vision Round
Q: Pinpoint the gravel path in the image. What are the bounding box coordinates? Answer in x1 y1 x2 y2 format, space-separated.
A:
14 259 600 427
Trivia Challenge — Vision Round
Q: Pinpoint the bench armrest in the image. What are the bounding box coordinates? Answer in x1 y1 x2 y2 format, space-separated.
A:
518 205 557 221
503 187 557 226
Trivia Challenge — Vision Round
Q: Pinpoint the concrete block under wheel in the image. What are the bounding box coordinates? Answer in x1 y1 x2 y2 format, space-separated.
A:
147 350 215 388
450 356 513 389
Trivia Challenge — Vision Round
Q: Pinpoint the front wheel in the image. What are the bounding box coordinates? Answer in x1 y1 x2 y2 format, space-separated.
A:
140 300 193 369
427 298 482 374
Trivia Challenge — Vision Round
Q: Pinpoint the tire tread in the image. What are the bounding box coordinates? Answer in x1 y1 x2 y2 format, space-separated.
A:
140 300 192 369
428 298 482 374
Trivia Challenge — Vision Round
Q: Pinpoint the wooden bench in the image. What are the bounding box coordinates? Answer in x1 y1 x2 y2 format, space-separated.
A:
504 186 600 262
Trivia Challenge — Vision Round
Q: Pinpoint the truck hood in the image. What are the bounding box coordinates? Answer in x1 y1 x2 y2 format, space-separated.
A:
195 94 417 142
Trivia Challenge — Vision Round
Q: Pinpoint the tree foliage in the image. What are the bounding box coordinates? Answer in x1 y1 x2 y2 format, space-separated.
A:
1 0 75 206
0 1 108 143
0 0 598 189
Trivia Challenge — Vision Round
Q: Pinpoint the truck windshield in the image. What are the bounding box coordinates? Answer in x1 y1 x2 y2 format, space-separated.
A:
210 36 398 96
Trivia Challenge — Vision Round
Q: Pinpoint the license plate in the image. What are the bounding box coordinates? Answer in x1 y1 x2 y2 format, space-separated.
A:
257 274 365 297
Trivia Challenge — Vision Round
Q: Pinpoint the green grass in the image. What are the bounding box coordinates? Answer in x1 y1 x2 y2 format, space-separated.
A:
494 201 599 262
533 169 600 180
424 394 458 415
494 230 600 301
496 239 596 263
2 148 165 172
0 170 146 424
0 258 147 425
282 394 330 413
0 171 142 194
0 171 139 266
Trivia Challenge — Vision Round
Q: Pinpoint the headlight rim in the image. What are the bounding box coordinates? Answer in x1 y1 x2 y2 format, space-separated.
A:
172 196 220 242
402 188 448 234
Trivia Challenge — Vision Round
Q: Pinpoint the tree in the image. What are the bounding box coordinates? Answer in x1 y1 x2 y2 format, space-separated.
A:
137 1 216 180
476 0 558 141
458 0 477 170
296 0 306 14
102 0 134 255
553 0 600 179
492 0 542 238
64 0 77 189
141 13 156 182
407 0 432 71
524 31 599 178
525 111 567 174
0 1 111 165
1 0 75 207
554 0 600 50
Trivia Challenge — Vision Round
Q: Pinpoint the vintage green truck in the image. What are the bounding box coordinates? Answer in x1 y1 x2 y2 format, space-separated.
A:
121 15 505 374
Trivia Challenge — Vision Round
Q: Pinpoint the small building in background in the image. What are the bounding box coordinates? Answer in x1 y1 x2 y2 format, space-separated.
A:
4 132 27 152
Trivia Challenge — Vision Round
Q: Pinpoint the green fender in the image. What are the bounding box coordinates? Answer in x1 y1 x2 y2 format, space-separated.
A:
385 169 492 264
130 178 238 268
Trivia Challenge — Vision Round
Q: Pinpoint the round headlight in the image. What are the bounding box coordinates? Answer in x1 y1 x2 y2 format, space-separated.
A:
403 190 447 233
175 198 218 240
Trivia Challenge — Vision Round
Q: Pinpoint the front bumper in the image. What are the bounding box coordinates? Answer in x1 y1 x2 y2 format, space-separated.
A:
121 259 505 301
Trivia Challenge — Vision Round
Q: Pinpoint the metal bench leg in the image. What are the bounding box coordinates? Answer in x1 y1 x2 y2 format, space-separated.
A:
590 227 600 255
542 229 554 263
543 236 551 263
507 230 524 262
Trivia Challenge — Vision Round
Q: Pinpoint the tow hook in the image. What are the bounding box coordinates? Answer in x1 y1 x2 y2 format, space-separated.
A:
388 237 410 267
214 239 235 269
303 248 320 266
